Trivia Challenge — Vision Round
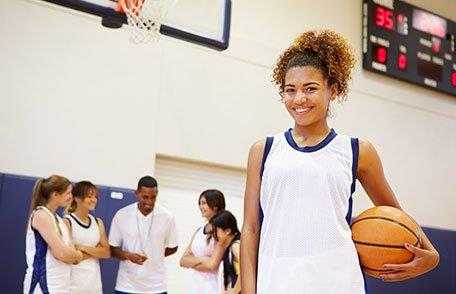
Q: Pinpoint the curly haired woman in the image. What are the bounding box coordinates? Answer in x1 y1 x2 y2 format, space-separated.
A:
240 30 439 294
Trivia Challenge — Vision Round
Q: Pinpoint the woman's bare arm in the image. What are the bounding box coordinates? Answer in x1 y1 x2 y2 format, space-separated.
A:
180 229 200 268
241 140 264 294
357 139 439 281
33 211 83 264
75 218 110 259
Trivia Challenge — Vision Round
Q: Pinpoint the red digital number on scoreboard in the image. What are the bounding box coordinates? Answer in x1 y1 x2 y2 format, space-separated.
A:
374 46 388 64
451 72 456 87
375 6 394 30
398 53 407 70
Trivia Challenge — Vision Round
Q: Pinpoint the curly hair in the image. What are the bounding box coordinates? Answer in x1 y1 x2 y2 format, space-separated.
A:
272 30 356 101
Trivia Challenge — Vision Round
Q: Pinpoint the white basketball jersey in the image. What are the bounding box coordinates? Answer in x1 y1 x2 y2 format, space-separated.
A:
189 226 222 294
257 129 366 294
66 213 102 294
23 206 72 294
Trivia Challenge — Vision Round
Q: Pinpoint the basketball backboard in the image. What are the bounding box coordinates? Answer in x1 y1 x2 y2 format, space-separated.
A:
38 0 231 50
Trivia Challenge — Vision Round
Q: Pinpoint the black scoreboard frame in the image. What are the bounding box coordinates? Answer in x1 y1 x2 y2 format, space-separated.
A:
362 0 456 97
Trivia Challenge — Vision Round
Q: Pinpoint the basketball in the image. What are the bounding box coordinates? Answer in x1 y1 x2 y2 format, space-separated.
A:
351 206 421 278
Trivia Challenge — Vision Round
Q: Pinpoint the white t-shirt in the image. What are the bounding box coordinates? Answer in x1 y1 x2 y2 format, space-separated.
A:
109 203 178 293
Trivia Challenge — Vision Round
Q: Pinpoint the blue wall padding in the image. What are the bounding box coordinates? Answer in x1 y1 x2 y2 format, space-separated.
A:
0 172 454 293
0 174 37 293
0 173 4 200
0 172 4 207
98 186 137 293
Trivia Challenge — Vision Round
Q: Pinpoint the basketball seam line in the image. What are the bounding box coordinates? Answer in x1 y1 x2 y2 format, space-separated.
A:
353 240 420 248
351 216 421 246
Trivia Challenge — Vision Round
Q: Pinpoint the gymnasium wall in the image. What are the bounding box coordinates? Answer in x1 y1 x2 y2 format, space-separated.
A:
1 0 455 230
0 0 161 189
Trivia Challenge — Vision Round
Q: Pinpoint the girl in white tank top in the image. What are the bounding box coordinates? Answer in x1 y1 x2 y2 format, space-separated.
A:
241 30 440 294
64 181 110 294
189 226 220 293
23 176 83 294
180 190 227 294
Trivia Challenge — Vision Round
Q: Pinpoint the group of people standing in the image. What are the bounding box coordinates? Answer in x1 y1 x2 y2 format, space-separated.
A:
23 175 241 294
23 29 441 294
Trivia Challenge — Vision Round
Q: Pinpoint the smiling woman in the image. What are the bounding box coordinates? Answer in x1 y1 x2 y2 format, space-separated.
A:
64 181 110 294
179 189 226 294
23 175 83 294
240 30 439 294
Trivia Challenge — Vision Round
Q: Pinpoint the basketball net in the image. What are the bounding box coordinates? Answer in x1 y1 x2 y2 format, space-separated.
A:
116 0 177 44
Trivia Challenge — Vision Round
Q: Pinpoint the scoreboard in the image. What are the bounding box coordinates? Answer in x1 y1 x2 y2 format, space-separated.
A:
362 0 456 96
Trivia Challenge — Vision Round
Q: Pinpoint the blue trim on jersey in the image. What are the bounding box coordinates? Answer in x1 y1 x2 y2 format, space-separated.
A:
350 138 359 195
285 128 337 152
29 229 49 294
259 136 274 228
349 138 367 293
346 138 359 225
260 137 274 178
345 197 353 225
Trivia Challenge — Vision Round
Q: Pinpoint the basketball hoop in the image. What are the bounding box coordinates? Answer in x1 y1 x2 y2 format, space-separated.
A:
116 0 177 43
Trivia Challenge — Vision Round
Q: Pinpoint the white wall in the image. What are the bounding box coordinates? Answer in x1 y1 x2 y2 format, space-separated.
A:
0 0 455 229
0 0 163 188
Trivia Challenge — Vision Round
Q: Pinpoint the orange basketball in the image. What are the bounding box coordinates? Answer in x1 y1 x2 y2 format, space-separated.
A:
351 206 421 278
